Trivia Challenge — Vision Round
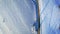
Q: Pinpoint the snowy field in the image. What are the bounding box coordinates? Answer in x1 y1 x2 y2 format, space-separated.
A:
0 0 37 34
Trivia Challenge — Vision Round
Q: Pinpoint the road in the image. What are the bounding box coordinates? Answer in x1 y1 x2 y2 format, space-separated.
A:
40 0 60 34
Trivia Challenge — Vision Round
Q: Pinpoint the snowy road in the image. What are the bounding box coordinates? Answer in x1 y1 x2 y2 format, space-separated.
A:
40 0 60 34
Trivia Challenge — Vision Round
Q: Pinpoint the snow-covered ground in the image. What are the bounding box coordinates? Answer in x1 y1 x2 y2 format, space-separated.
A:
0 0 37 34
40 0 60 34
